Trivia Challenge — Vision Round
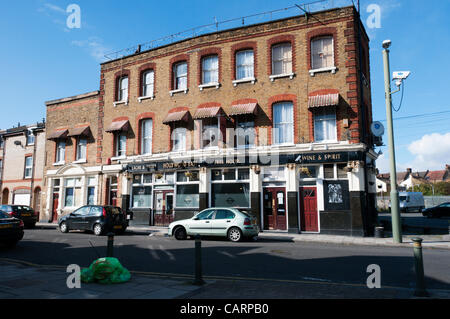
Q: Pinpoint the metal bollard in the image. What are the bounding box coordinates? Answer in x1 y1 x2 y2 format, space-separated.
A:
375 227 384 238
107 232 115 257
193 234 205 286
412 238 429 297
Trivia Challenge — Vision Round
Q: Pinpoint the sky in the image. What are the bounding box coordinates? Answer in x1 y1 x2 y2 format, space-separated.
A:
1 0 449 173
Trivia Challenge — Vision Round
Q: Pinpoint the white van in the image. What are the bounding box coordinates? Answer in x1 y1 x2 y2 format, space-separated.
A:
389 192 425 213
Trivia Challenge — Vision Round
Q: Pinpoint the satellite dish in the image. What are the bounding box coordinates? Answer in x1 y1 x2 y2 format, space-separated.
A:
371 122 385 137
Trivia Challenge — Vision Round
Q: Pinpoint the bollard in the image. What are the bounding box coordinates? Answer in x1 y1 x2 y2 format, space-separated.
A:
193 234 205 286
412 238 429 297
375 226 384 238
106 232 115 257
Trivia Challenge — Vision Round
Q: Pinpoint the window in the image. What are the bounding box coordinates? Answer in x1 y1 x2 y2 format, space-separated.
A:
26 131 35 145
76 138 87 161
56 141 66 163
324 164 335 179
177 171 199 182
236 50 254 80
314 109 337 142
24 156 33 179
118 76 128 102
64 178 81 207
116 133 127 157
173 62 187 90
273 102 294 144
176 184 199 208
142 70 154 97
195 209 215 220
87 177 96 205
236 120 255 149
172 127 186 152
272 43 292 75
202 119 219 149
141 119 153 155
215 210 235 220
212 183 250 208
202 55 219 84
311 36 334 70
0 137 3 149
132 174 152 208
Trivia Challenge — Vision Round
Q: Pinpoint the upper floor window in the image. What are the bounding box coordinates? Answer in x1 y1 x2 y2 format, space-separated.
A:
0 137 3 149
173 62 187 90
76 138 87 161
172 127 186 152
311 36 334 70
236 50 254 80
202 55 219 84
56 141 66 163
118 76 128 102
24 156 33 179
273 102 294 145
142 70 154 97
116 133 127 157
202 118 219 149
236 120 255 149
272 43 292 75
0 159 3 172
314 108 337 142
141 119 153 155
26 131 35 145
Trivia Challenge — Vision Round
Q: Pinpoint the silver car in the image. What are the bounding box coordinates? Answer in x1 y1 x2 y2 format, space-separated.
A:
168 208 259 242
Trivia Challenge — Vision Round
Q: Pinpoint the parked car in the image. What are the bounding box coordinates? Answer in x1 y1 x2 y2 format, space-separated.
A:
0 205 38 228
58 205 129 236
0 210 24 247
168 208 259 242
389 192 425 213
422 202 450 219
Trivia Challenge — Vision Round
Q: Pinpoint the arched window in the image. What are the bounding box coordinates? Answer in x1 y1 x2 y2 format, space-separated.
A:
201 55 219 84
236 50 254 80
141 119 153 155
273 102 293 145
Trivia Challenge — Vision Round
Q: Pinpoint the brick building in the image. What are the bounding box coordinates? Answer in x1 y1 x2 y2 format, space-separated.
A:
0 122 46 216
43 6 378 236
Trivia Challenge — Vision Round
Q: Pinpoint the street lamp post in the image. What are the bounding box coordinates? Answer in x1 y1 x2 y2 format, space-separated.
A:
382 40 403 243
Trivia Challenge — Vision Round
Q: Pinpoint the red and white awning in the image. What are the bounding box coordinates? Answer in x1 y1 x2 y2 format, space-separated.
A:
308 93 339 108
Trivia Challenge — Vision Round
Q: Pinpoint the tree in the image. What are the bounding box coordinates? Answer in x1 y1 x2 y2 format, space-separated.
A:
407 182 450 196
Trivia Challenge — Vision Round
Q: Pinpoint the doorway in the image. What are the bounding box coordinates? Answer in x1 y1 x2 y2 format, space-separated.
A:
52 193 59 223
263 187 287 230
300 187 318 232
153 190 174 226
2 189 9 205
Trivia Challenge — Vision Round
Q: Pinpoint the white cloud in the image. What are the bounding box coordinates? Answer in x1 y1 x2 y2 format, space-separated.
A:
43 3 66 15
405 133 450 171
71 37 111 62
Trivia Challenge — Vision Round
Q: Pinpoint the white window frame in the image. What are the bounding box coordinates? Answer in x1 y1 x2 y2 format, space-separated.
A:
271 43 293 78
26 130 35 146
139 70 155 101
117 76 128 102
310 36 337 76
55 140 66 164
174 61 187 91
314 109 337 143
172 127 187 152
63 178 82 208
24 156 33 179
115 132 127 158
76 138 87 162
201 55 219 86
141 119 153 155
272 102 294 145
235 50 255 81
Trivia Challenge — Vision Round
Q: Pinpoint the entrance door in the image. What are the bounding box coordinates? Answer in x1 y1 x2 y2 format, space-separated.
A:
153 190 174 226
300 187 318 232
52 193 59 223
263 188 287 230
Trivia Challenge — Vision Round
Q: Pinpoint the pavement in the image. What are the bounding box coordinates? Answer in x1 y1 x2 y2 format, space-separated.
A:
36 222 450 249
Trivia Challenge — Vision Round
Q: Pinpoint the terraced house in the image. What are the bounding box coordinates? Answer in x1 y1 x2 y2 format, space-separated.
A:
42 5 379 236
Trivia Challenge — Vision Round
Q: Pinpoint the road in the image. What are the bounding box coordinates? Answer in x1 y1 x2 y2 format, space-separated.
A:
1 227 449 291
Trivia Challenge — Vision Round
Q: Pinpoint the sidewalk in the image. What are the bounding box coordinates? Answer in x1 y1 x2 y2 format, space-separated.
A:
36 223 450 249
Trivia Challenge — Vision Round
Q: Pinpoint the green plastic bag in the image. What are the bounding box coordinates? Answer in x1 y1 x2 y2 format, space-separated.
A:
81 257 131 284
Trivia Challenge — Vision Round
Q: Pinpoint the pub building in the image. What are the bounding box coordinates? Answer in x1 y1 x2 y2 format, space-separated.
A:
42 6 379 236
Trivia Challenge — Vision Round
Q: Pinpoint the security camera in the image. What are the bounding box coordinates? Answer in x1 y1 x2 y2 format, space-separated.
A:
382 40 391 49
393 71 411 80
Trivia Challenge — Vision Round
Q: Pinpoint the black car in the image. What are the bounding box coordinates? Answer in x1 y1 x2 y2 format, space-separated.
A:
58 205 129 236
0 205 38 228
422 202 450 218
0 210 24 247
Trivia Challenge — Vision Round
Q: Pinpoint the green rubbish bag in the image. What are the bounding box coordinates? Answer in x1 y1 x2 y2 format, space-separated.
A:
81 257 131 284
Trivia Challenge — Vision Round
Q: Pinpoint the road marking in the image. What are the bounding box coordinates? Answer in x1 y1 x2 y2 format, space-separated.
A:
218 251 236 258
148 245 160 260
300 276 332 282
158 245 175 261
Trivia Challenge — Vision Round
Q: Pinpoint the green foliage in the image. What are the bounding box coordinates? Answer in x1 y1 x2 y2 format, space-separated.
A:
407 182 450 196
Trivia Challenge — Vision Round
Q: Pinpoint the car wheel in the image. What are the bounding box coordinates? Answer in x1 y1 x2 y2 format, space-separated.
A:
59 222 69 233
228 227 242 242
174 227 187 240
93 224 103 236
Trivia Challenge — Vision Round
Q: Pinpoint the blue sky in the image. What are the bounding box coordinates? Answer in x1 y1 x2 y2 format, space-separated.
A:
1 0 449 172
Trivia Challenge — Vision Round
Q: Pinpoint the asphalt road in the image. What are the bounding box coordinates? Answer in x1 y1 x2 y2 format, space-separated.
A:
1 228 449 291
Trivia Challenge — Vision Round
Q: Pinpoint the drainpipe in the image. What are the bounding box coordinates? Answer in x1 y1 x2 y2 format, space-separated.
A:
29 129 38 210
0 134 5 203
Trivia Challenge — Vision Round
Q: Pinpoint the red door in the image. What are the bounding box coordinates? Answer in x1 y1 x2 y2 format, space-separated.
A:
300 187 318 232
52 193 59 223
153 190 174 226
263 188 287 230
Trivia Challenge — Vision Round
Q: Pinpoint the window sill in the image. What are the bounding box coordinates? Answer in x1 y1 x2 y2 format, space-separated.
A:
170 88 188 96
309 66 337 77
199 83 220 90
233 78 256 86
270 73 295 82
111 156 126 161
53 162 65 167
113 100 128 107
73 159 87 164
138 95 155 102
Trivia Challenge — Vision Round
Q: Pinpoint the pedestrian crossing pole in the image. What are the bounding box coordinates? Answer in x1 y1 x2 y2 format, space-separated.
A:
382 40 403 243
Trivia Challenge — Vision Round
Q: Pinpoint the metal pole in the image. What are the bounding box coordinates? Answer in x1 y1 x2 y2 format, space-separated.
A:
193 234 205 285
382 43 402 243
107 232 114 257
412 238 429 297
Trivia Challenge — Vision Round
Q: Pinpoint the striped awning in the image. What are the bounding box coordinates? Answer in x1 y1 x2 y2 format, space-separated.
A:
47 129 68 140
193 107 222 119
105 120 129 133
230 103 258 116
163 111 189 124
308 93 339 108
68 126 91 137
